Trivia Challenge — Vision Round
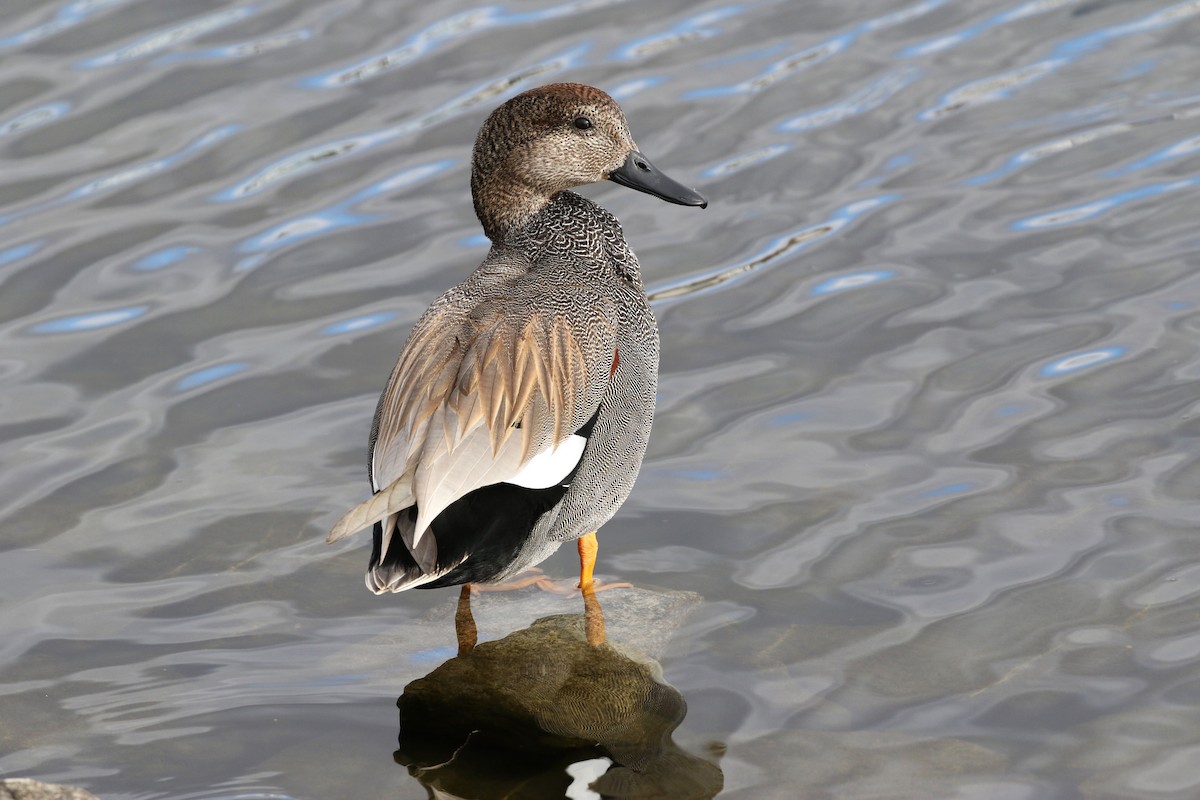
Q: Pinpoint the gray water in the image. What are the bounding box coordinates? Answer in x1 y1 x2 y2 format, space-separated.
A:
2 0 1200 797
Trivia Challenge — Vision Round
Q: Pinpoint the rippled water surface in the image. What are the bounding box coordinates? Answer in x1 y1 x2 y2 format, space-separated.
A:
3 0 1200 797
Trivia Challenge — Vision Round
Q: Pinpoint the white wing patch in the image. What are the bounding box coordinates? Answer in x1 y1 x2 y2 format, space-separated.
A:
507 434 587 489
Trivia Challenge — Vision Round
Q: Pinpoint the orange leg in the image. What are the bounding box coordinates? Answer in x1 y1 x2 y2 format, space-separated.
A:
577 531 633 593
455 584 477 656
578 531 598 590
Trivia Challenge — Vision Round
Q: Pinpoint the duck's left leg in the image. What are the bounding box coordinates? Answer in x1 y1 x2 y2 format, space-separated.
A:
577 531 632 592
578 531 598 590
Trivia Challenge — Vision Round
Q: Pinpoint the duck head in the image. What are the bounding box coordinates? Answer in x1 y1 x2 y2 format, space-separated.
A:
471 83 707 241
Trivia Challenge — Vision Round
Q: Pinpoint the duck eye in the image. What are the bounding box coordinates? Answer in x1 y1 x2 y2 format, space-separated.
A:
573 116 592 130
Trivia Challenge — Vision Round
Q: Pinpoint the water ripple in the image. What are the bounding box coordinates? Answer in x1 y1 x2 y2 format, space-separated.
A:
218 46 588 201
918 0 1200 120
0 124 241 227
1105 132 1200 177
321 311 398 337
172 362 251 393
611 6 743 62
920 59 1063 121
966 122 1135 186
1039 346 1127 378
237 159 455 256
75 7 260 69
303 0 628 89
1012 174 1200 229
0 102 72 138
156 29 314 64
648 195 897 303
900 0 1080 58
687 34 852 99
702 143 792 178
132 246 200 273
810 270 896 296
29 305 148 334
0 241 44 267
687 0 942 99
0 0 137 49
780 66 921 132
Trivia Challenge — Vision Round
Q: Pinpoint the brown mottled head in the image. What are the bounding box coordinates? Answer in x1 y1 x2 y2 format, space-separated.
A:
471 83 706 241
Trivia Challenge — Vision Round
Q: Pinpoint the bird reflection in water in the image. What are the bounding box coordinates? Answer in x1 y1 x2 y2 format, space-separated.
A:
394 587 723 798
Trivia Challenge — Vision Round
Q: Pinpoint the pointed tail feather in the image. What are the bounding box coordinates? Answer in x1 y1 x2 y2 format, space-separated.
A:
327 475 415 544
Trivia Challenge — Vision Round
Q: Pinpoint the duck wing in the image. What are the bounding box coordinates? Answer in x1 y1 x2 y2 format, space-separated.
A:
328 283 619 574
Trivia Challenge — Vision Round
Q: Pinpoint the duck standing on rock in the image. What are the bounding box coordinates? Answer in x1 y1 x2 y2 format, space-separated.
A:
327 83 706 597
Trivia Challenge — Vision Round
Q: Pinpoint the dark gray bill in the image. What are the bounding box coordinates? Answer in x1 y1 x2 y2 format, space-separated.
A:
608 151 707 208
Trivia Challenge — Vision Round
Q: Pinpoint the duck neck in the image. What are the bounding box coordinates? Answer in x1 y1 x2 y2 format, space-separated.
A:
471 169 554 243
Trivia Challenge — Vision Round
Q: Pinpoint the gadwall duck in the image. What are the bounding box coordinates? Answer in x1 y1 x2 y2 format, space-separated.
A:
328 83 706 595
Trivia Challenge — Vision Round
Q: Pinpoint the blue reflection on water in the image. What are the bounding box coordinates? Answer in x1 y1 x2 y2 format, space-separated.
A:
900 0 1076 58
173 362 250 392
917 0 1200 120
964 122 1131 186
0 102 72 137
810 269 895 296
75 6 259 69
1120 59 1157 80
919 59 1063 121
702 144 792 179
1105 134 1200 178
238 160 455 254
608 77 664 100
410 645 459 664
779 67 921 132
132 246 199 272
458 233 491 249
1050 0 1200 61
687 0 942 99
610 6 743 62
303 8 495 88
0 0 137 49
858 152 916 188
920 481 976 499
649 195 898 304
68 125 241 200
1012 175 1200 230
31 305 148 334
303 1 602 89
322 311 398 337
769 410 811 426
705 42 788 67
153 29 312 64
687 33 853 98
1039 346 1126 378
0 241 43 266
672 468 727 481
216 131 408 202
